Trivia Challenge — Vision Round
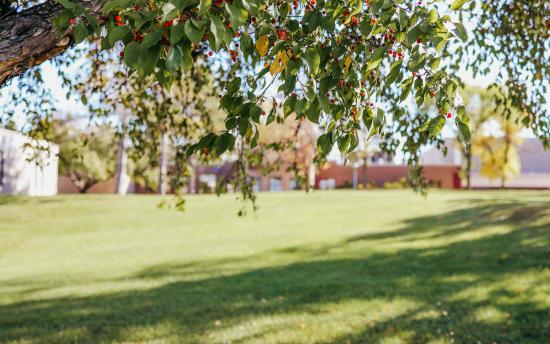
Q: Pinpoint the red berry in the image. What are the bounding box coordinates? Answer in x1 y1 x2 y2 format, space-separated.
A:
235 32 241 38
69 18 75 25
208 51 213 56
310 0 316 5
446 113 452 119
117 21 123 26
164 20 174 28
119 51 124 58
115 15 121 21
416 37 423 44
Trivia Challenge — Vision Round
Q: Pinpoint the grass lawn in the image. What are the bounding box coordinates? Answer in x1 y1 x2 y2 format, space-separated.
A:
0 190 549 343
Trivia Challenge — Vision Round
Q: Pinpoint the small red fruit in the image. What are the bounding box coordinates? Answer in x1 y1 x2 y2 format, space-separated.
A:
68 18 75 25
446 113 452 119
115 15 121 21
117 21 123 26
310 0 316 5
208 51 213 56
416 37 423 44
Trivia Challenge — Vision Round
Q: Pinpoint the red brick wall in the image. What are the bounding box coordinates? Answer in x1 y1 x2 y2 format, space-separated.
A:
316 163 461 189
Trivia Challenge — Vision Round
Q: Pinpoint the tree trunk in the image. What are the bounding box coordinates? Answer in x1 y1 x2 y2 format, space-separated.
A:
465 146 472 190
362 158 368 189
115 113 128 195
79 180 96 193
157 132 168 195
0 0 99 86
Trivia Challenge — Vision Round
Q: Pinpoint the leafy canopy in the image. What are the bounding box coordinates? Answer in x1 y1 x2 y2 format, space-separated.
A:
55 0 471 160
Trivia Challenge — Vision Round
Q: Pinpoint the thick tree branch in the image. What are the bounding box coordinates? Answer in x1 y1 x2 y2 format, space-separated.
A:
0 0 98 86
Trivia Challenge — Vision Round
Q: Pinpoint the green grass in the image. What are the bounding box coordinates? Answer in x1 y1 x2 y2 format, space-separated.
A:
0 190 549 343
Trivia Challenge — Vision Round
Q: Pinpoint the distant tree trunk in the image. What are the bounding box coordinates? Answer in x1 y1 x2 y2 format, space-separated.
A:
362 157 368 188
500 132 512 190
157 132 168 195
79 182 95 194
115 113 128 195
465 145 472 190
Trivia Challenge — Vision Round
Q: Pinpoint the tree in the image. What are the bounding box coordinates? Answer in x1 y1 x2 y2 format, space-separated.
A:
454 86 495 189
473 119 523 189
1 0 548 203
49 118 116 193
347 135 381 189
255 116 317 189
454 0 549 143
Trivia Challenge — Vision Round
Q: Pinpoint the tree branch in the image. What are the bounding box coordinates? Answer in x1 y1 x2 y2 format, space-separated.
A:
0 0 98 86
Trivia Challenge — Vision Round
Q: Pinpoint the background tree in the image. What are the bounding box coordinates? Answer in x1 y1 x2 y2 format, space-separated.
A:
347 135 382 189
473 118 523 189
49 118 116 193
454 0 549 143
455 86 495 189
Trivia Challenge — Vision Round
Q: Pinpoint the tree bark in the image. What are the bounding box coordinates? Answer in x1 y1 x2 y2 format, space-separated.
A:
157 132 168 195
115 113 128 195
362 157 368 189
465 146 472 190
0 0 99 86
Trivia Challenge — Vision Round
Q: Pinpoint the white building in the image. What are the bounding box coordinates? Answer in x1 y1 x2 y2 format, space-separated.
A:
0 128 58 196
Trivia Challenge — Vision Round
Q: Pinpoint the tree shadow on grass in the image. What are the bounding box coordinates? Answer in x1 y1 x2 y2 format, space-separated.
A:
0 199 549 343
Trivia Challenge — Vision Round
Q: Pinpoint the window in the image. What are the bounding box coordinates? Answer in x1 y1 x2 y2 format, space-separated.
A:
269 178 282 192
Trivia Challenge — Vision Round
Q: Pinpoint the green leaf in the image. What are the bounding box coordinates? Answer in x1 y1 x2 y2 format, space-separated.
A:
397 8 408 30
227 3 248 28
185 20 205 44
386 61 402 85
304 48 320 75
180 42 193 72
170 24 186 44
337 134 351 154
199 0 211 14
56 0 76 9
284 96 297 118
214 133 235 155
456 119 471 143
141 29 163 49
166 46 182 73
209 16 226 49
226 77 241 95
123 41 140 66
427 115 446 138
454 22 468 41
366 47 386 71
138 43 161 77
306 98 320 123
317 133 333 155
73 22 88 43
109 26 131 46
451 0 469 10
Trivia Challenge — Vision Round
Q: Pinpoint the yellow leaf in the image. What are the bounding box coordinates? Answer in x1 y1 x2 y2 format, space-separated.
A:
255 35 269 57
270 50 289 76
343 55 352 74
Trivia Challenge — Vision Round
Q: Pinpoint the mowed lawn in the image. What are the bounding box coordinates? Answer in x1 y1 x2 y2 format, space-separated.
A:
0 190 549 343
